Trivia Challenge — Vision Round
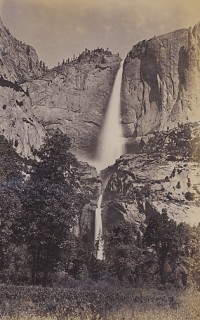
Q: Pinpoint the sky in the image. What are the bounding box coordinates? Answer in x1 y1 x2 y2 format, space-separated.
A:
0 0 199 67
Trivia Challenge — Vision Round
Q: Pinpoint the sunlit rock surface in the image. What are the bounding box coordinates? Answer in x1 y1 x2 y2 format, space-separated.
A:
102 123 200 228
0 18 44 82
24 51 121 158
122 23 200 139
0 84 46 158
75 161 102 250
0 17 121 158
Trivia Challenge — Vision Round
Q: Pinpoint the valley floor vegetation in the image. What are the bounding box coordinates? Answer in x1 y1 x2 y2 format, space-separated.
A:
0 131 200 319
0 283 200 320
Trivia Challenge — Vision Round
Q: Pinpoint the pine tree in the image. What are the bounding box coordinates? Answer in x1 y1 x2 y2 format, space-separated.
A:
0 135 24 281
20 131 86 285
143 211 178 284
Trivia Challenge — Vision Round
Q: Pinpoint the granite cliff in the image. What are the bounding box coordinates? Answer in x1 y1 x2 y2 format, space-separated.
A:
122 23 200 145
101 122 200 234
1 17 200 161
0 18 45 83
0 83 46 158
0 17 121 158
0 18 48 157
0 16 200 260
23 50 121 158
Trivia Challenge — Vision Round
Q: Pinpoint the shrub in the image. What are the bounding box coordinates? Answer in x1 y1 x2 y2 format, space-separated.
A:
185 192 195 201
176 181 181 189
166 155 177 161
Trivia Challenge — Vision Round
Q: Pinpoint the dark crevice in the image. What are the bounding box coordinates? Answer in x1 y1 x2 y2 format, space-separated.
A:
0 76 29 96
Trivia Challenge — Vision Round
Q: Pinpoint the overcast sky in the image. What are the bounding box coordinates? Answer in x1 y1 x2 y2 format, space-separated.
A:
0 0 199 67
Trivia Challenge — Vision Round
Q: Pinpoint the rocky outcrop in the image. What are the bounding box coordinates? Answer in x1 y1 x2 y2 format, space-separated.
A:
0 18 45 83
121 23 200 141
75 161 102 251
0 17 121 158
0 84 46 158
101 123 200 228
24 50 121 158
0 17 46 158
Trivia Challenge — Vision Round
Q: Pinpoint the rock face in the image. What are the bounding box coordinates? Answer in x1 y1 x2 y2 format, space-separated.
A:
0 80 46 158
0 16 200 252
24 50 121 158
0 18 44 83
0 18 121 158
74 161 102 252
101 123 200 229
0 17 46 158
121 23 200 141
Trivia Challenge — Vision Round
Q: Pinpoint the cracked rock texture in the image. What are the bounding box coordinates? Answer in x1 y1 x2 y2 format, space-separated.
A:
0 17 120 158
0 18 44 83
101 123 200 230
0 83 46 158
24 51 121 158
121 23 200 140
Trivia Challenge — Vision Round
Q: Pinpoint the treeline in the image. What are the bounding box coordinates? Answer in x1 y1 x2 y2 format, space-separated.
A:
0 131 90 286
0 132 200 289
105 214 200 289
56 47 114 68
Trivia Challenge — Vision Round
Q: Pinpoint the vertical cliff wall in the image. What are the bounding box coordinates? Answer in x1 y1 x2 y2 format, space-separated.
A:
121 23 200 139
0 17 121 158
24 51 121 158
0 18 45 83
0 84 46 158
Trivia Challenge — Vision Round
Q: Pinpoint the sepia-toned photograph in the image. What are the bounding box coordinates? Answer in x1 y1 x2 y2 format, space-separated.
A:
0 0 200 319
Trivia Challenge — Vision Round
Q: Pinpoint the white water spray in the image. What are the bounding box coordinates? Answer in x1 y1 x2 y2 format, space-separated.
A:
94 195 104 260
94 61 124 259
95 61 124 172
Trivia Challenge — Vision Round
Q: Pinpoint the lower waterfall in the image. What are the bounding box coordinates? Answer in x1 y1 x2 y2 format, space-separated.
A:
94 60 124 259
94 195 104 260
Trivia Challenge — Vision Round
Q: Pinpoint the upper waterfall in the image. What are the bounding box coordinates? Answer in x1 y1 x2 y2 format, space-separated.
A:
95 61 124 172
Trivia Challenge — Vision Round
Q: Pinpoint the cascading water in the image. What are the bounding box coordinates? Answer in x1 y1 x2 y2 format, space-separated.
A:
95 61 124 172
94 195 104 260
94 61 124 259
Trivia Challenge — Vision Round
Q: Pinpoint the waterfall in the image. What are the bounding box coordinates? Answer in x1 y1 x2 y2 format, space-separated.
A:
95 60 124 172
94 194 104 260
94 61 124 259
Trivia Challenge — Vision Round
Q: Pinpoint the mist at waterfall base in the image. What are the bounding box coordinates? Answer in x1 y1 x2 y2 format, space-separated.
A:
94 61 124 260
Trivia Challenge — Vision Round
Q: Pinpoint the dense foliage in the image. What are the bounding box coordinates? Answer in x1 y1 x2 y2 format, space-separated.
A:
0 283 186 320
0 132 200 292
0 132 88 285
105 214 200 288
19 131 87 285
